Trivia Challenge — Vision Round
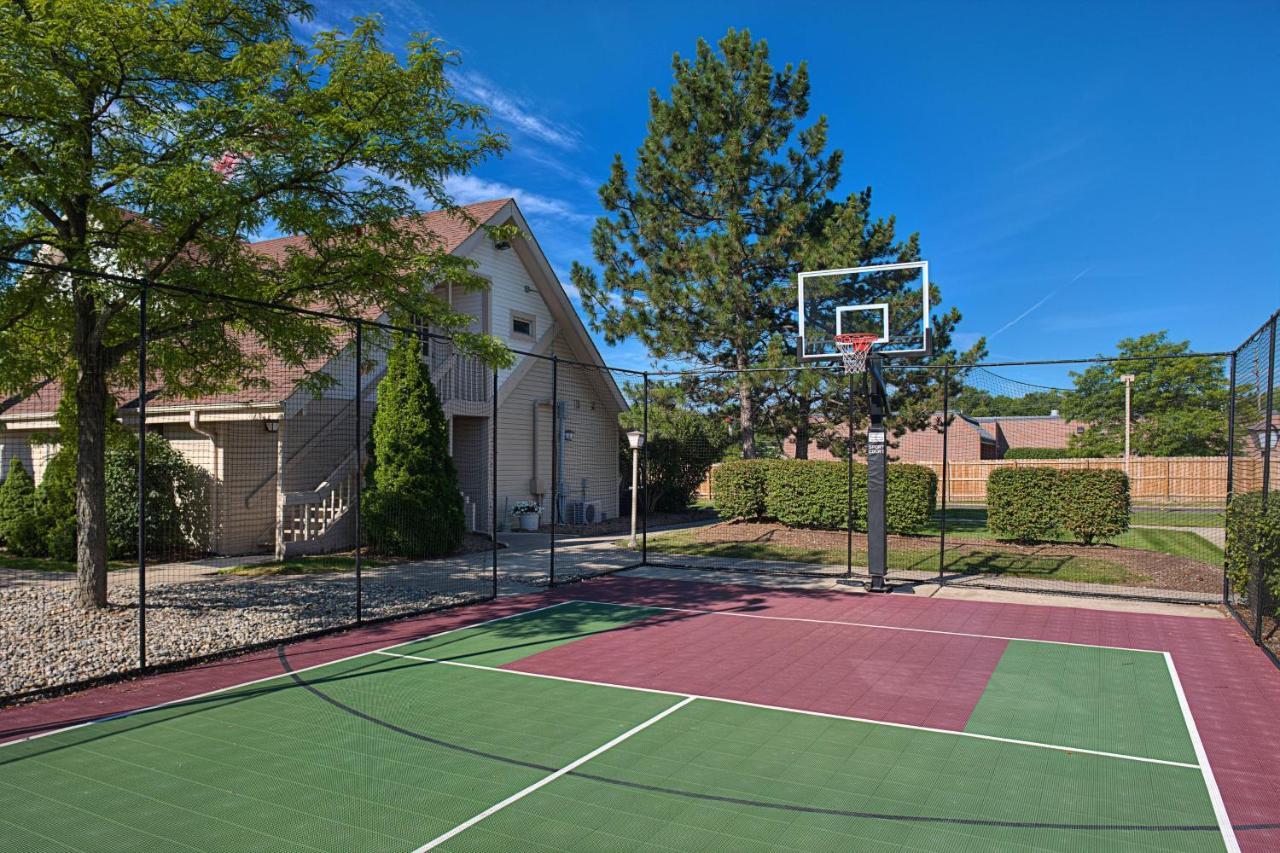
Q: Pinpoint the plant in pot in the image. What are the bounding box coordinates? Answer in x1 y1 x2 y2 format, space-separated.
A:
512 501 542 531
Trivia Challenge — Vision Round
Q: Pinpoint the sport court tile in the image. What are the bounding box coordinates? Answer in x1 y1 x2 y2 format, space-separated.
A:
435 697 1225 853
503 603 1007 730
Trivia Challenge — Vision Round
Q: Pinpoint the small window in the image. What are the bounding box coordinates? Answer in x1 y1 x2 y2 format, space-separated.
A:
511 312 535 339
1075 426 1085 435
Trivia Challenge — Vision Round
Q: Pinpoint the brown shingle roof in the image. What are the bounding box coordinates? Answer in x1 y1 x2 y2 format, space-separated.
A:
1 200 511 421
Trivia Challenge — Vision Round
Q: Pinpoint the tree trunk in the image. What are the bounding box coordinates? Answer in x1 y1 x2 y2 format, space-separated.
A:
793 403 810 460
72 292 110 609
736 355 756 459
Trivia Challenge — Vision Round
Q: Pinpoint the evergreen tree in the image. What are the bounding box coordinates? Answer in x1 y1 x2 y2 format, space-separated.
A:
572 29 977 458
0 458 36 548
362 333 465 557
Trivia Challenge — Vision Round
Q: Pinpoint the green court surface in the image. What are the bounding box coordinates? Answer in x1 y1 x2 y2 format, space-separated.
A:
0 601 1231 852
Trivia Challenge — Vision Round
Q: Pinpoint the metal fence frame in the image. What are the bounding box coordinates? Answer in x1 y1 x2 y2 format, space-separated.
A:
1 253 1277 704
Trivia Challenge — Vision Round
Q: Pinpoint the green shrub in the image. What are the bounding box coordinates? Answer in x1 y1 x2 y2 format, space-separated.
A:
0 459 36 548
36 443 77 560
987 467 1063 541
886 465 937 534
103 434 212 559
1225 492 1280 612
1003 447 1075 460
5 507 48 557
641 422 726 513
363 334 465 558
763 460 850 529
711 459 769 520
711 458 935 535
1058 469 1129 544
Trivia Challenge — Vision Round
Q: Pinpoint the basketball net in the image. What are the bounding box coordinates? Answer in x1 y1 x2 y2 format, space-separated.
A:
833 333 879 375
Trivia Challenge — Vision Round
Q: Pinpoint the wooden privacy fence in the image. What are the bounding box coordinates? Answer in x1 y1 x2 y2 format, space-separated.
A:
697 456 1265 506
920 456 1238 504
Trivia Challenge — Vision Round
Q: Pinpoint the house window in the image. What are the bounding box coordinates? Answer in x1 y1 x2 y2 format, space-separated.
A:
511 312 535 339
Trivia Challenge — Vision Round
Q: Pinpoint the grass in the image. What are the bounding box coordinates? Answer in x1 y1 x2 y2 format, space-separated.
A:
923 507 1222 561
639 531 1140 585
0 552 133 573
1130 508 1224 528
218 555 399 577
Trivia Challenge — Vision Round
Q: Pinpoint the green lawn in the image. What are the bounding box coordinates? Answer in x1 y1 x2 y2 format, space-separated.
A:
0 551 133 573
640 532 1141 585
1131 508 1224 528
218 555 399 576
924 508 1222 562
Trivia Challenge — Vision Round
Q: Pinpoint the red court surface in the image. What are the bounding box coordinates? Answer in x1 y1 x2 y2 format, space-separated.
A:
4 575 1279 850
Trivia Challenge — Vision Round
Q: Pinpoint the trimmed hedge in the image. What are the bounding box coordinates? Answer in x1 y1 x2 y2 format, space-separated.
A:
1225 491 1280 612
1058 469 1130 544
987 467 1063 541
711 458 934 534
988 466 1131 544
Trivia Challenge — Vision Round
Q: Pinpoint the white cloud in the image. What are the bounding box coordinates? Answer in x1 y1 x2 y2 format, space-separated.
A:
452 71 581 150
444 174 593 224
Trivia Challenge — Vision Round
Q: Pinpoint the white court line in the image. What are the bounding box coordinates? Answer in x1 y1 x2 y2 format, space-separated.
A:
1164 653 1240 852
412 696 696 851
0 600 582 751
373 649 1199 770
573 598 1168 654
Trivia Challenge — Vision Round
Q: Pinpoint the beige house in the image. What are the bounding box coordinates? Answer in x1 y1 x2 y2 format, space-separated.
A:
0 199 628 557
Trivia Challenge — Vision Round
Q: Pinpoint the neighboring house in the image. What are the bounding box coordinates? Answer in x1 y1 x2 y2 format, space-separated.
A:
0 199 627 557
783 410 1086 462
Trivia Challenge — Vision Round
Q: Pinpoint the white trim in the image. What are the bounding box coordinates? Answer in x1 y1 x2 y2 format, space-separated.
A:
413 696 695 851
835 303 889 342
798 260 930 361
570 599 1168 655
1164 653 1239 852
374 650 1198 769
0 601 581 751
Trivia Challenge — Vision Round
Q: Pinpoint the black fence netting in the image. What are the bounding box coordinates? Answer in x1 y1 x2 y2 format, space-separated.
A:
1226 313 1279 660
2 251 1278 704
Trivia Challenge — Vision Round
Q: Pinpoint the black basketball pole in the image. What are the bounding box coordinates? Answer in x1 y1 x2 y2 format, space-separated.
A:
866 354 889 592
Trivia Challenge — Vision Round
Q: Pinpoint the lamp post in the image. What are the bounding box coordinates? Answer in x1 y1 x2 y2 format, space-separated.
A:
1120 373 1136 474
626 430 645 549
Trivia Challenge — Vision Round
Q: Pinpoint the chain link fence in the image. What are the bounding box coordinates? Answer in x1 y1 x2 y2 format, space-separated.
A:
1 257 1277 703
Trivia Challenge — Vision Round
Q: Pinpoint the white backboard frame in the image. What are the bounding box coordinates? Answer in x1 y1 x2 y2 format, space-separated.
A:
797 260 931 362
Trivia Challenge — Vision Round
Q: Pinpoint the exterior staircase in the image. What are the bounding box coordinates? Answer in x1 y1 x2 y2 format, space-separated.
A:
276 344 490 557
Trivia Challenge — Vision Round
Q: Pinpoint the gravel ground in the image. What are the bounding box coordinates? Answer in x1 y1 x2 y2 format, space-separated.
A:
0 577 484 700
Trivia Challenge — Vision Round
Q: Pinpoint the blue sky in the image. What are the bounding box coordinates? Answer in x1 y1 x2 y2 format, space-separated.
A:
308 0 1279 386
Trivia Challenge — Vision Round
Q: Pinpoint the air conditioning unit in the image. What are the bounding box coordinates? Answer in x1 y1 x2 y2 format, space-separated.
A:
566 500 604 525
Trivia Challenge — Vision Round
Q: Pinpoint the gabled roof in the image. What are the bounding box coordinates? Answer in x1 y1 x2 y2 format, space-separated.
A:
2 198 627 421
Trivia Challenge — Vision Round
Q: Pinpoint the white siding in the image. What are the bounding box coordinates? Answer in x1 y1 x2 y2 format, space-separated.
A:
465 238 555 385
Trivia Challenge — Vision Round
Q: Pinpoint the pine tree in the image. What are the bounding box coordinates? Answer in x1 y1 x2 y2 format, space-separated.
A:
572 29 977 458
362 334 465 557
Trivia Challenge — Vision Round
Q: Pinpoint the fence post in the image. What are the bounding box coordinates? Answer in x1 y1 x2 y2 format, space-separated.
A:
641 372 649 564
492 368 499 598
938 365 950 580
137 284 148 670
549 355 558 586
1224 351 1237 604
1257 317 1277 644
354 320 363 625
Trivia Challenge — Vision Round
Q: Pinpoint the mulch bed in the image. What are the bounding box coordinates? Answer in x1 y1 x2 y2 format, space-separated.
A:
674 522 1221 594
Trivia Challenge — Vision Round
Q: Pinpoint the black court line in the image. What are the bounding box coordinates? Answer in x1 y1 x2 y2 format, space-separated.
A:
278 646 1279 835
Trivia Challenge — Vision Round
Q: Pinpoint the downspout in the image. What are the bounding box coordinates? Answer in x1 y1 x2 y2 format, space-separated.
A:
188 410 220 554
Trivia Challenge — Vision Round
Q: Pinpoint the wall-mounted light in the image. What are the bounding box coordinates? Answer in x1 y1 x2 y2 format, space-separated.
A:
563 429 575 442
494 240 511 251
264 420 279 433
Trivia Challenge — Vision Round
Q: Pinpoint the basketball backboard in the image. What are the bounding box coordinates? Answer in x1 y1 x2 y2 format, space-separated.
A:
797 261 932 362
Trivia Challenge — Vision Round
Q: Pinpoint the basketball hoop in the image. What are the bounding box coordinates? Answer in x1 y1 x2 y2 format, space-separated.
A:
833 333 879 374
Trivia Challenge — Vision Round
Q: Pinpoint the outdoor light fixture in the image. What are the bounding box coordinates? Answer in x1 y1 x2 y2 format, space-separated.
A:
563 429 575 442
627 431 645 549
264 420 279 433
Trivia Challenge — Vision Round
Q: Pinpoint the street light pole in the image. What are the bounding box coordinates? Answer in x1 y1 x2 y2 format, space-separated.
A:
627 430 645 549
1120 373 1136 474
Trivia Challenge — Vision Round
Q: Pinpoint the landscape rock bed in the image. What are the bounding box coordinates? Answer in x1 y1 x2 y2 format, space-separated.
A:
0 578 480 700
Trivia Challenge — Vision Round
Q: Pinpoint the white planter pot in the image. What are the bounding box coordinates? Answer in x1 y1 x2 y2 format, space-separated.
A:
516 512 539 531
